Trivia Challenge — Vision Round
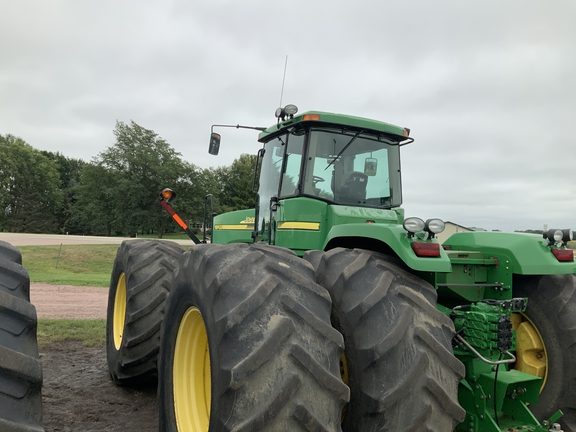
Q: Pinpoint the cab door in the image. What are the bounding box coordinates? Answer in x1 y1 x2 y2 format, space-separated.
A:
256 132 305 244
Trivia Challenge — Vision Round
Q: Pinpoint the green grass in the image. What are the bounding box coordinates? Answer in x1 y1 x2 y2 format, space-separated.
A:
19 244 119 287
37 319 106 348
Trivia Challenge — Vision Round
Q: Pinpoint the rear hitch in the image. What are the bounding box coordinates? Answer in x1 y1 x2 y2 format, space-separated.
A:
451 298 562 432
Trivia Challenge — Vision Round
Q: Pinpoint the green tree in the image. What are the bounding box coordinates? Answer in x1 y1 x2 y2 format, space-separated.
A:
41 150 85 234
88 121 189 237
218 154 257 213
0 134 62 233
71 162 120 236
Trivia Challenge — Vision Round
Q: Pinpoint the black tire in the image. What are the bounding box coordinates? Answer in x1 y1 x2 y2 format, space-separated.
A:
514 274 576 431
0 241 30 301
306 248 465 432
158 243 349 432
106 239 184 385
0 241 44 432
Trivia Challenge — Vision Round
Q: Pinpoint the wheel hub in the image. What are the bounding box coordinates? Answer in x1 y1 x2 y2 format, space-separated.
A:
174 306 211 431
512 312 548 390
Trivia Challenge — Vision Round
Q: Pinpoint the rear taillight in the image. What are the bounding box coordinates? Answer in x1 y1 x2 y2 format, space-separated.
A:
412 242 441 257
552 249 574 262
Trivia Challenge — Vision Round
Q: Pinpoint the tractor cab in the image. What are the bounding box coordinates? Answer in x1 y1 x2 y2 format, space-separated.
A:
254 105 412 245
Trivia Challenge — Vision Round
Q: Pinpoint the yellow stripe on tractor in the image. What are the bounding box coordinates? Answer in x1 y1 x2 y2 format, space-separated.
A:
277 222 320 231
214 224 254 230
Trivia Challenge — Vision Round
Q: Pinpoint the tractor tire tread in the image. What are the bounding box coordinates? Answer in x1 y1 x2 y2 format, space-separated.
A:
310 247 465 431
0 243 43 431
159 243 348 431
106 239 184 384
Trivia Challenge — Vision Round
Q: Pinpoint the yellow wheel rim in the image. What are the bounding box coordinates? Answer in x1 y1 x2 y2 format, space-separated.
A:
173 307 211 432
113 273 127 350
512 312 548 391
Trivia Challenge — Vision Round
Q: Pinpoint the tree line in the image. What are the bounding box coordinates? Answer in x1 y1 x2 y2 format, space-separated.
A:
0 121 257 237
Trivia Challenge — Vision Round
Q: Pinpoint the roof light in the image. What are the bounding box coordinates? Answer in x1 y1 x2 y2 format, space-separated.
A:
302 114 321 121
552 249 574 262
412 242 441 257
284 104 298 116
275 104 299 121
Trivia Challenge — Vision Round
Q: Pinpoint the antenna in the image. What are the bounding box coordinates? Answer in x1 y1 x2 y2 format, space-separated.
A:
278 55 288 108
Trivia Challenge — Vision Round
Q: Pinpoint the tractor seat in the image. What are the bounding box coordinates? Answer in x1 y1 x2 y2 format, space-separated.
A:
337 171 368 203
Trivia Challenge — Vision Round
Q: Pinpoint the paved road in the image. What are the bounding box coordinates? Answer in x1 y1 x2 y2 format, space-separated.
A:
0 232 196 246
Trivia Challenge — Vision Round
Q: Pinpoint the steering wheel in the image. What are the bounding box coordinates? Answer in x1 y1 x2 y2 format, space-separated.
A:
313 175 325 185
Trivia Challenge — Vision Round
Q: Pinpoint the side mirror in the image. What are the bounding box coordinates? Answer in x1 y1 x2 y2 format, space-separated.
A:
364 157 378 176
209 133 221 155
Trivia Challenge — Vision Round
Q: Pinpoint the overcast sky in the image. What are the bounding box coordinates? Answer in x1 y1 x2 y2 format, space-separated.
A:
2 0 575 232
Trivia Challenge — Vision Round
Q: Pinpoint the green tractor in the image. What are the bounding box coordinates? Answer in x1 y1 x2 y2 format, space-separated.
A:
106 105 576 432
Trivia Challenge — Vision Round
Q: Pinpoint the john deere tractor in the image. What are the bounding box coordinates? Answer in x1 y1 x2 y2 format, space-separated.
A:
106 105 576 432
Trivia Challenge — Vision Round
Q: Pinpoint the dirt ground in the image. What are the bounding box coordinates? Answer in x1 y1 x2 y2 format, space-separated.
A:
32 284 159 432
41 341 158 432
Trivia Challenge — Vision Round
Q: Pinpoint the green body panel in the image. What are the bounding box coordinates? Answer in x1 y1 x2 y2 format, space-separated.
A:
274 198 328 254
211 209 254 244
456 369 544 432
323 222 451 272
444 231 576 275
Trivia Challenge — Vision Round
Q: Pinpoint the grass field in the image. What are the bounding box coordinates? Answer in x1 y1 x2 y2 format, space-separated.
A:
37 319 106 348
19 244 119 286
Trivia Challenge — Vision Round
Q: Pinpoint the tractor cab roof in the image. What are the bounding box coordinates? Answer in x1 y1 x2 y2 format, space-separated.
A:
258 110 411 143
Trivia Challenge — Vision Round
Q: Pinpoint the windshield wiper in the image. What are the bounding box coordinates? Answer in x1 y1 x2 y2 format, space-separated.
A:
325 130 363 170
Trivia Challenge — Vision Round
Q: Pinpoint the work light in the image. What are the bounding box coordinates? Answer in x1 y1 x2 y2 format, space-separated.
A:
403 217 425 234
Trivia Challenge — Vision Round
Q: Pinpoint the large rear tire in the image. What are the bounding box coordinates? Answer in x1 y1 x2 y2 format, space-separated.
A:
306 248 465 431
158 243 349 431
106 239 184 385
0 241 44 432
513 274 576 431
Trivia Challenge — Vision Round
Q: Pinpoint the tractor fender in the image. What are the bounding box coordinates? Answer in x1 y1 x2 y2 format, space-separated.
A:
443 231 576 275
323 223 452 272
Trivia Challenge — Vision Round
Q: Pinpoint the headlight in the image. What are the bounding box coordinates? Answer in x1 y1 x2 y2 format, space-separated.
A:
425 219 445 234
544 229 564 243
403 217 425 234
